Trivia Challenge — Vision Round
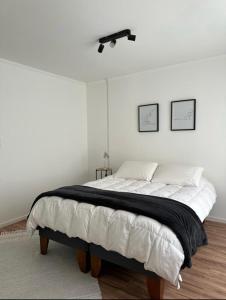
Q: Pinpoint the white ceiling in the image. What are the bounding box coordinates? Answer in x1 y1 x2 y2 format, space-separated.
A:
0 0 226 82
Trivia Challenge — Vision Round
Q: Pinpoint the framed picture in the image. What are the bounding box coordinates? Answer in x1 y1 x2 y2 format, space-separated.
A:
138 103 159 132
171 99 196 131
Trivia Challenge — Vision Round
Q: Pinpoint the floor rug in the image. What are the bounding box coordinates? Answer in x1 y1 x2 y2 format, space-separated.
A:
0 231 101 299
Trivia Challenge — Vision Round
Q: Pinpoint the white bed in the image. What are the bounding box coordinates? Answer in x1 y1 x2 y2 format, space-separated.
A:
27 175 216 287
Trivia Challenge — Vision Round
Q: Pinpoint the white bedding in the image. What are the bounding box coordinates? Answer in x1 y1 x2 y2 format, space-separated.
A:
27 176 216 287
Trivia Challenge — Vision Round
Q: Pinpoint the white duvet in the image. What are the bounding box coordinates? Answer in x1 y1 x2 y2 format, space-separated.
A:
27 176 216 287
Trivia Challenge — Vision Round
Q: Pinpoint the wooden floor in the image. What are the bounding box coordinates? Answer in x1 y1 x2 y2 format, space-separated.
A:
1 220 226 299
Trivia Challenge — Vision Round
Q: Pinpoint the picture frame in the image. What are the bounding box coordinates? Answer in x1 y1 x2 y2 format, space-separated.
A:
138 103 159 132
171 99 196 131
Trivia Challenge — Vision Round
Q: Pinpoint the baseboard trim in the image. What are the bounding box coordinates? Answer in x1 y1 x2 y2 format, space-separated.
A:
0 215 26 229
207 216 226 224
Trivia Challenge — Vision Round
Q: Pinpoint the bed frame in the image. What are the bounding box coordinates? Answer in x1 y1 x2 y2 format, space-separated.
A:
39 227 165 299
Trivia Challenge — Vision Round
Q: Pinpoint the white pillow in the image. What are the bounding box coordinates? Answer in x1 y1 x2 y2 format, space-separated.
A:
115 161 158 181
152 164 204 187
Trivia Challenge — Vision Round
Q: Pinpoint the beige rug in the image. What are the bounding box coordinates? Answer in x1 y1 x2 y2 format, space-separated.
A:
0 231 101 299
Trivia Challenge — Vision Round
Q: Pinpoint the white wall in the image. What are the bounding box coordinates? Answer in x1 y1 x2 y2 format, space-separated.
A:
1 55 226 225
87 55 226 221
0 59 88 226
87 81 107 179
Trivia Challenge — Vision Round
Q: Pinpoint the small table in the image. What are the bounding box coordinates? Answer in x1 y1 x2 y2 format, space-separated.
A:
96 167 112 180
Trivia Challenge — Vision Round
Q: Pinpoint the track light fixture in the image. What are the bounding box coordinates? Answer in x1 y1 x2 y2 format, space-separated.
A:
97 29 136 53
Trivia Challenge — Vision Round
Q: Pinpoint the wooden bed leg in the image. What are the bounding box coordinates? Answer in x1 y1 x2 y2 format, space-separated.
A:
90 255 102 278
40 236 49 255
146 276 165 299
76 249 90 273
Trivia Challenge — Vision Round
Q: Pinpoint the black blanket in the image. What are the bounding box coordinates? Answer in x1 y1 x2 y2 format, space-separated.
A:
30 185 207 268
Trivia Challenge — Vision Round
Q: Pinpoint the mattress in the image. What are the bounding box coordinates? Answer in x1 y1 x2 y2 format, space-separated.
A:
27 176 216 287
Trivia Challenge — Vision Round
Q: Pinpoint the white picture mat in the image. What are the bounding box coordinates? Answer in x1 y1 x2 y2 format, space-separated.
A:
139 105 158 131
171 100 195 130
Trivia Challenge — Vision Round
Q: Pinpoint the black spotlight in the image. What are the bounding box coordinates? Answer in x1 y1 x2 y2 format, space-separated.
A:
98 44 104 53
109 39 116 48
128 34 136 41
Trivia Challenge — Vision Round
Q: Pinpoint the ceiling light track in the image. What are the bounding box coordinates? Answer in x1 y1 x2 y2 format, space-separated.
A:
98 29 136 53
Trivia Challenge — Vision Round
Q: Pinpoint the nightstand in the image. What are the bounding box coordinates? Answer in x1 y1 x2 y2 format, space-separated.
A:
96 167 112 179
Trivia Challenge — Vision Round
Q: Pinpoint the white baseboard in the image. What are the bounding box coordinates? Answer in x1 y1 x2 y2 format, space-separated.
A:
207 216 226 224
0 215 26 229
